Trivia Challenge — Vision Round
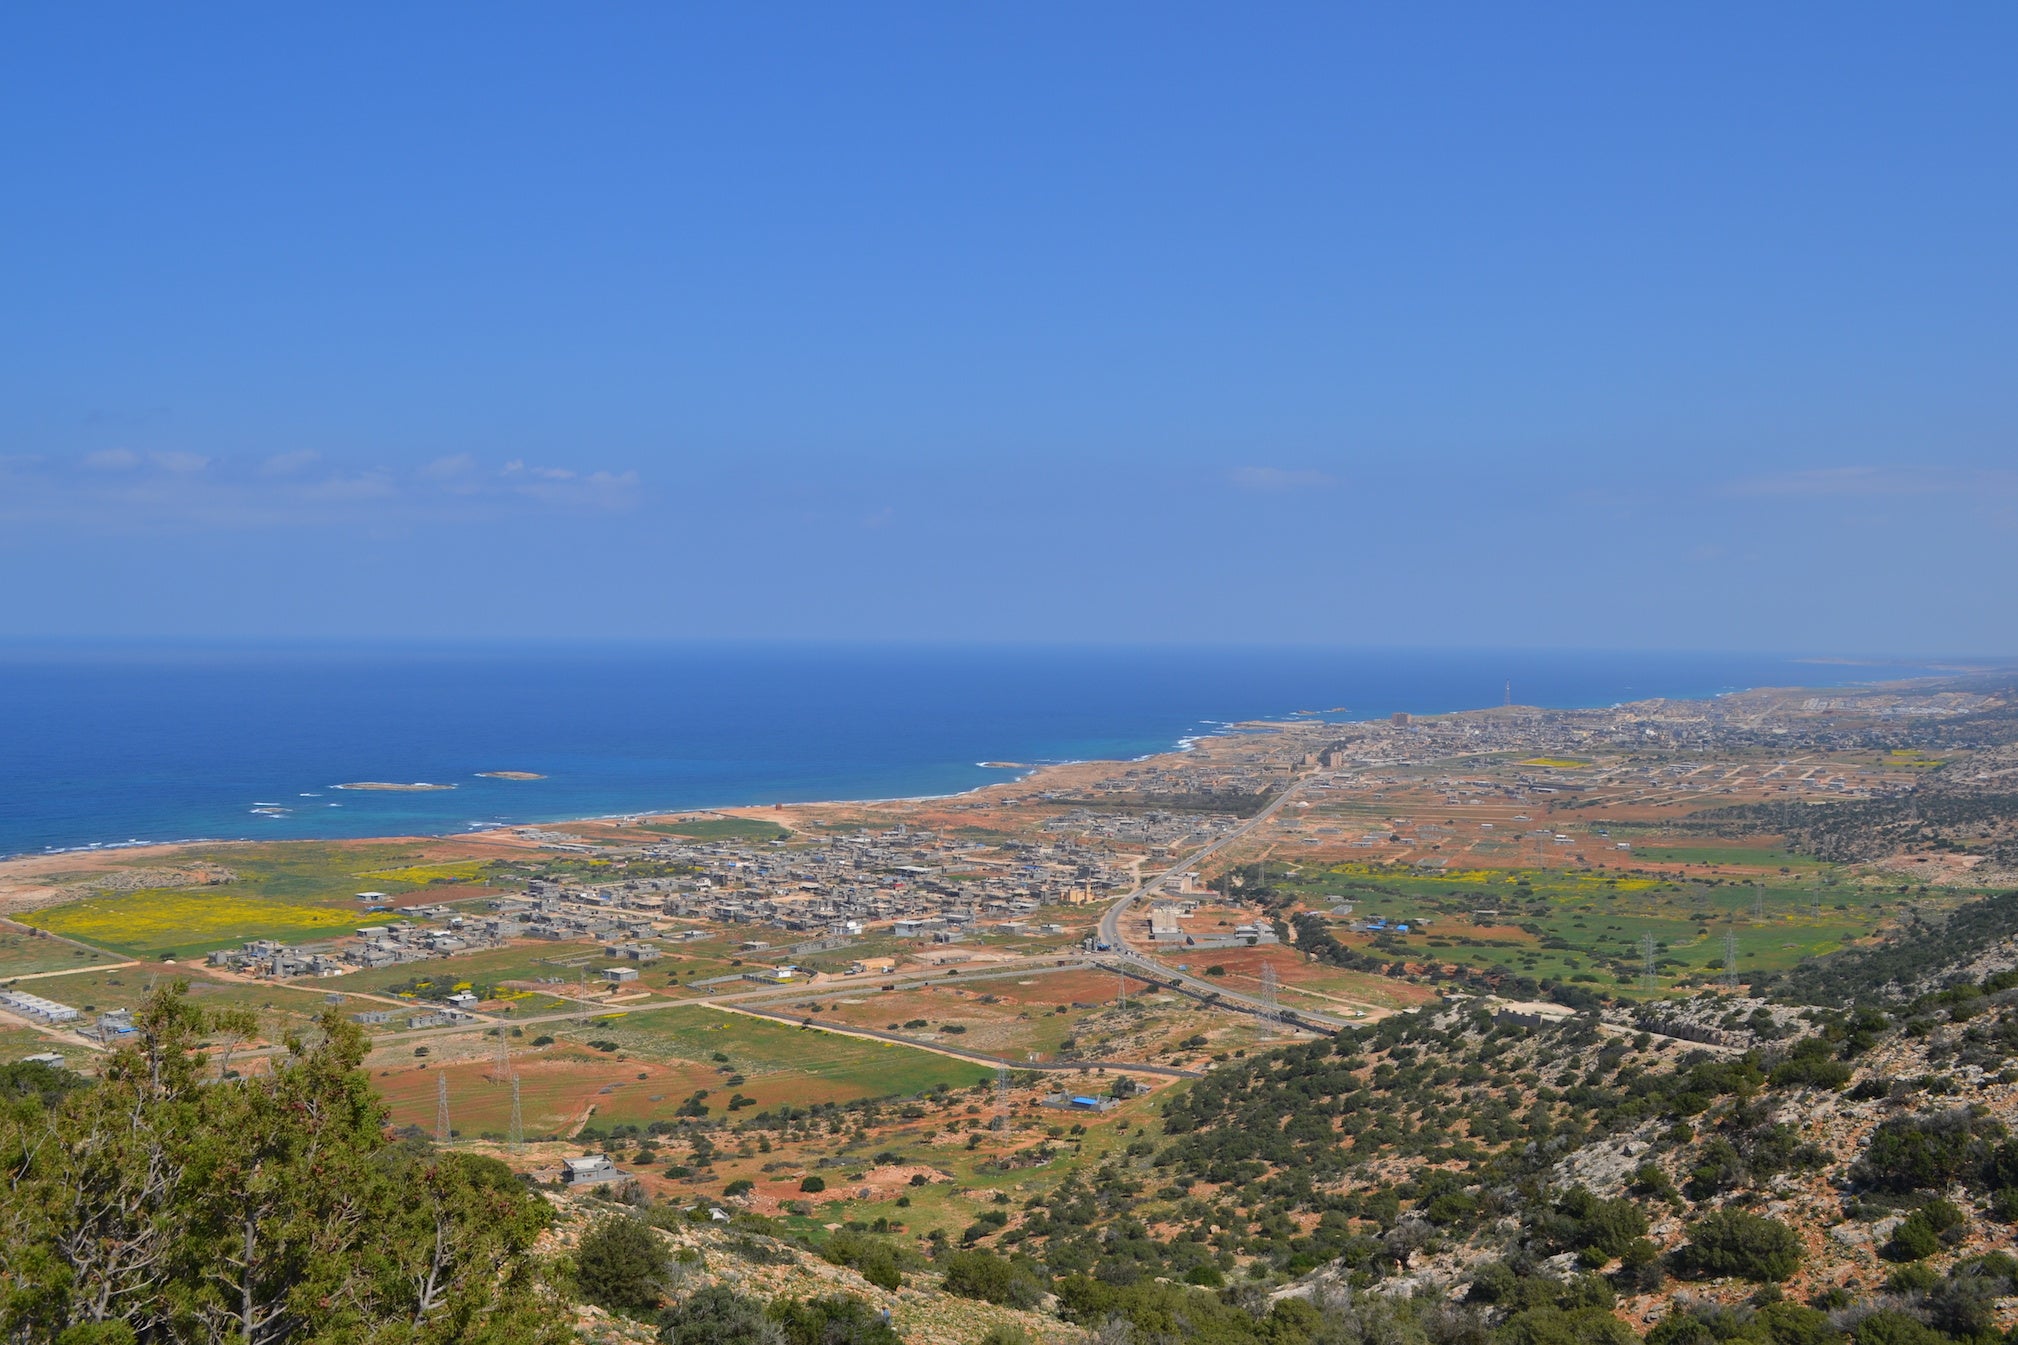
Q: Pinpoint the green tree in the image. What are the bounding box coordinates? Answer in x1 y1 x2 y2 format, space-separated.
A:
0 984 563 1344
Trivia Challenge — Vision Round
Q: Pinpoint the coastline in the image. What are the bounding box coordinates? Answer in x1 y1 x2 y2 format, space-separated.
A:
4 659 1998 867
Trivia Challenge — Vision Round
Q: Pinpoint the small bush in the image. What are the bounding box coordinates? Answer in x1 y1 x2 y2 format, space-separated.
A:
574 1214 669 1315
1681 1210 1802 1282
658 1284 780 1345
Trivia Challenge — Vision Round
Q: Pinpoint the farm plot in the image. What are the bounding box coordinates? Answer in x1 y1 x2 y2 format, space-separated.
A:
24 889 357 958
0 932 119 978
571 1009 993 1112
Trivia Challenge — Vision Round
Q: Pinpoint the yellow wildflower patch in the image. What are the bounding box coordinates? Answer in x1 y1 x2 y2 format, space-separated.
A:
26 889 355 956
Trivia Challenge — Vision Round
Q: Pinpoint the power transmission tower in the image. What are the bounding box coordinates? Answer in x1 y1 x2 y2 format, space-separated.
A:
436 1072 450 1145
1640 934 1657 993
994 1063 1010 1130
1723 927 1739 988
509 1074 524 1150
492 1028 511 1082
1259 964 1280 1028
1754 888 1765 920
1116 966 1127 1011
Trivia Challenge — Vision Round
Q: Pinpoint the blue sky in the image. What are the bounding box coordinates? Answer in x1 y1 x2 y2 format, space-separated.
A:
3 5 2014 652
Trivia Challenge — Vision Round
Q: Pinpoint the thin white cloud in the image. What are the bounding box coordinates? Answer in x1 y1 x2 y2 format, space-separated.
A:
511 468 640 511
419 453 477 479
297 473 398 503
1722 465 2018 499
0 452 644 533
1228 466 1338 492
259 449 321 477
149 450 211 473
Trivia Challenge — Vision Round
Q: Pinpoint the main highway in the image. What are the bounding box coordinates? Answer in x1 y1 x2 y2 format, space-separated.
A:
1092 771 1363 1031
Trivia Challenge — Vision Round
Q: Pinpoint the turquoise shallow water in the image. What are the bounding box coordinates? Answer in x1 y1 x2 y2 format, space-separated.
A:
0 642 1953 856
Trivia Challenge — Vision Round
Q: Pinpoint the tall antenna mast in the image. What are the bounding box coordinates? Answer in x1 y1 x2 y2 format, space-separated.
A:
1505 680 1512 707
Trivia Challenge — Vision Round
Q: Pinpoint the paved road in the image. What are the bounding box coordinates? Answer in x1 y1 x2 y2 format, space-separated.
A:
1095 774 1316 948
1090 773 1362 1031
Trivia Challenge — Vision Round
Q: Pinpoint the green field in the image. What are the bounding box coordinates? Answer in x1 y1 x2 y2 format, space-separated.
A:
1278 861 1939 999
0 931 119 978
555 1008 994 1109
638 817 791 842
1623 843 1822 870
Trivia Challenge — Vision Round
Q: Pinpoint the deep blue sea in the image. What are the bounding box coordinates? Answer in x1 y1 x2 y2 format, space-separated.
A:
0 644 1961 857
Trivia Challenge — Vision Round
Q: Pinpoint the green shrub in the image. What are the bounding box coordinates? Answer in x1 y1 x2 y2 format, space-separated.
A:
575 1215 670 1315
768 1295 900 1345
1854 1111 1999 1195
658 1285 781 1345
941 1249 1047 1308
1848 1310 1945 1345
1682 1210 1803 1282
1881 1199 1963 1262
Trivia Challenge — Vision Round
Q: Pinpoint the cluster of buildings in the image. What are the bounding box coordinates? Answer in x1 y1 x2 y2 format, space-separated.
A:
503 828 1138 943
0 989 137 1045
0 988 78 1024
207 909 514 979
1135 897 1278 949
